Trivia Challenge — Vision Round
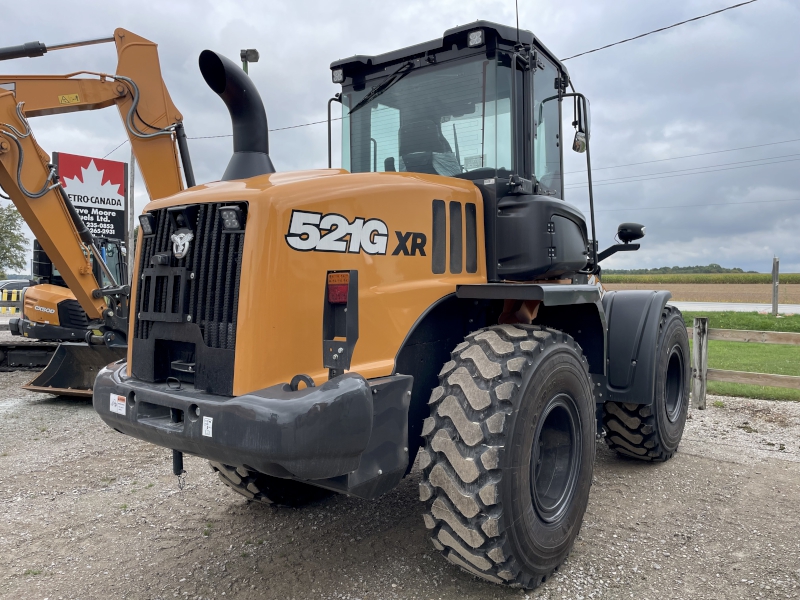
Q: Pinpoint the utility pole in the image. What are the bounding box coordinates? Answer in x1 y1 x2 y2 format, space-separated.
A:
240 48 259 74
128 146 135 284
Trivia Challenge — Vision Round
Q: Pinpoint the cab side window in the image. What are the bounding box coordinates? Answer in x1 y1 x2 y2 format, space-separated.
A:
533 58 562 196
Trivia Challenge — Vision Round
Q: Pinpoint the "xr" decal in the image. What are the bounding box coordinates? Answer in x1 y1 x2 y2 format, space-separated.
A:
392 231 427 256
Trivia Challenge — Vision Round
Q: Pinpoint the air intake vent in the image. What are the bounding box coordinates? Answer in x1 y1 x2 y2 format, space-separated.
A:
134 203 245 351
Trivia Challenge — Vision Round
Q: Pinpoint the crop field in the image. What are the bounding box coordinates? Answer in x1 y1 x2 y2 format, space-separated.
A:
601 273 800 284
682 312 800 401
603 282 800 304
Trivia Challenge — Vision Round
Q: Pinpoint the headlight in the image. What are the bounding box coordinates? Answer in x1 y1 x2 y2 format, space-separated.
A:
467 30 485 48
219 206 244 231
138 213 155 236
331 68 344 84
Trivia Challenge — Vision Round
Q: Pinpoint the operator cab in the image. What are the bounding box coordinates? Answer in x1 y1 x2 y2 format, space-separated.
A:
33 238 127 289
332 21 591 282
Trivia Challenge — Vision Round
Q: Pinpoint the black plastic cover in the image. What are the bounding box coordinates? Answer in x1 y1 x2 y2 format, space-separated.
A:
602 290 672 405
492 193 588 281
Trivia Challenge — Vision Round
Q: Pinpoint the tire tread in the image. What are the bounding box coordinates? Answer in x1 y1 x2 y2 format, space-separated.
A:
420 324 591 589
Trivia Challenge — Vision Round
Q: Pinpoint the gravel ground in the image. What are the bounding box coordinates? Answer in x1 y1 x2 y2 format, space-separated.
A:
603 283 800 304
1 370 799 600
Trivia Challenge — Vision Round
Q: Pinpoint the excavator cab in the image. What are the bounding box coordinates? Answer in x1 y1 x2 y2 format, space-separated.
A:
13 238 127 342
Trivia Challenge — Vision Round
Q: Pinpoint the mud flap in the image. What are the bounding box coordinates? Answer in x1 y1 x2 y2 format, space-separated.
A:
23 343 126 397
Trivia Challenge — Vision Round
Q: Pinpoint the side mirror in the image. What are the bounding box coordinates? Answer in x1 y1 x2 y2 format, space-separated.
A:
572 131 587 153
571 96 591 153
618 222 646 243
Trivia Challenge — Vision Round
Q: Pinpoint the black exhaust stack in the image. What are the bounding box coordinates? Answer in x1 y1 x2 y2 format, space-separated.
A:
199 50 275 181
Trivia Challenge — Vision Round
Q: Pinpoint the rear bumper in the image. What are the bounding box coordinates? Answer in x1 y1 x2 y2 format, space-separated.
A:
93 362 405 482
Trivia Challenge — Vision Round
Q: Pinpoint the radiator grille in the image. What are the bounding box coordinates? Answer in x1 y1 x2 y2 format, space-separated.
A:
134 204 245 351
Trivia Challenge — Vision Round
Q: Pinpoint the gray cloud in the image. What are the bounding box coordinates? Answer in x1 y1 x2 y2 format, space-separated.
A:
1 0 798 272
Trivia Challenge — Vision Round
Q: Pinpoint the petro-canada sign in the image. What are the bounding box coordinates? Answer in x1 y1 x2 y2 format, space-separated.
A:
53 152 128 240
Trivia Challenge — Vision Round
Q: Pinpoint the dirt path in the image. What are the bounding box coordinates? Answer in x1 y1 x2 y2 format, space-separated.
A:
1 371 799 600
603 283 800 304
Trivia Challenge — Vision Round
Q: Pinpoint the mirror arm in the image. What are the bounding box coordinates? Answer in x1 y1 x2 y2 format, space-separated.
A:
597 243 640 263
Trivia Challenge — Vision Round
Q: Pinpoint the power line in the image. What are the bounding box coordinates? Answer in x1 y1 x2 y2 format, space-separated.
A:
154 3 765 139
582 196 800 213
565 138 800 174
565 153 800 187
565 157 800 189
83 3 765 160
188 117 343 139
560 0 759 61
102 138 129 158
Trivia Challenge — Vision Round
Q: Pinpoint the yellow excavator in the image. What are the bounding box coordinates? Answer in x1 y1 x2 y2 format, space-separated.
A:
0 28 195 395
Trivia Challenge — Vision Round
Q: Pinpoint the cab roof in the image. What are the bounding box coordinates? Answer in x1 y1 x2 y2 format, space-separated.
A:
330 20 568 80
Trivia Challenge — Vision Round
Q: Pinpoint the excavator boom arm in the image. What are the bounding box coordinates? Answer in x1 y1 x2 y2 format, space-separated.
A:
0 28 188 201
0 92 106 319
0 29 192 326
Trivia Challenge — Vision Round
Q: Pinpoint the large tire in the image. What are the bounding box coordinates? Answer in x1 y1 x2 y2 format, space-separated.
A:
602 305 690 461
419 325 596 589
210 462 334 507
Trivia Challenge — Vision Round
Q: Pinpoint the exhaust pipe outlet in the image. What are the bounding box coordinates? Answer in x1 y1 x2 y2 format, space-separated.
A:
199 50 275 181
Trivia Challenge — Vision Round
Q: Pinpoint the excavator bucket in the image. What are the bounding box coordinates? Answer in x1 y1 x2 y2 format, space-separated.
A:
23 343 126 397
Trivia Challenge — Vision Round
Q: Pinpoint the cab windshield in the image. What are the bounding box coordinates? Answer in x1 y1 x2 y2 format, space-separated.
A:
341 55 513 178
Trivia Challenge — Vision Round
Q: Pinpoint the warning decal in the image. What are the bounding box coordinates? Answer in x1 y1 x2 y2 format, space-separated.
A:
110 393 127 416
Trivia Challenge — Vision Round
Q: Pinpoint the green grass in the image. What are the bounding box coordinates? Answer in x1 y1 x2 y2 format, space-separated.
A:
682 311 800 332
683 312 800 401
601 273 800 284
23 569 42 576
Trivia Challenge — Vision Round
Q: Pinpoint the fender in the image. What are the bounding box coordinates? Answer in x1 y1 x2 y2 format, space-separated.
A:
602 290 672 405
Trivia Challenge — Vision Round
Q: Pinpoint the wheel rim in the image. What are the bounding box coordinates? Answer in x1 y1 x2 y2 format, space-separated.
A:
665 344 685 423
530 393 582 524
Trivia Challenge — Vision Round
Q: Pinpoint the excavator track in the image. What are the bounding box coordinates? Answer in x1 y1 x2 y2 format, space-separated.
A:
0 329 58 371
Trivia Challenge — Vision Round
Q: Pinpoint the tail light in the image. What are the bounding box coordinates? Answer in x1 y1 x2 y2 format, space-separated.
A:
327 272 350 304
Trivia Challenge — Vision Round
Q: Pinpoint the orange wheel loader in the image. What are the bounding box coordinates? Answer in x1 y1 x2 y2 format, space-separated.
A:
89 22 688 589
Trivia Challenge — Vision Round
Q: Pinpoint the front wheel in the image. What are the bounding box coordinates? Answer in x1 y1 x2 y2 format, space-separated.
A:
603 305 691 461
419 325 596 589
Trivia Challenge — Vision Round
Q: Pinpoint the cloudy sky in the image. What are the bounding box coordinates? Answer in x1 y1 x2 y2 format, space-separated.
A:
1 0 799 272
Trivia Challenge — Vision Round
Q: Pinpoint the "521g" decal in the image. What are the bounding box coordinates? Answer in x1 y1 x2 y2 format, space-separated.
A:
285 210 389 255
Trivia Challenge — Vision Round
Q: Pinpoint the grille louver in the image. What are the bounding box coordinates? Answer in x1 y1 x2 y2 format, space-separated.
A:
134 203 245 351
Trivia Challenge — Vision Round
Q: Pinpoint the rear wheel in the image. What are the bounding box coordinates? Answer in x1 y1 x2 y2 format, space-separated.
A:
602 305 690 461
210 462 334 507
419 325 595 589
